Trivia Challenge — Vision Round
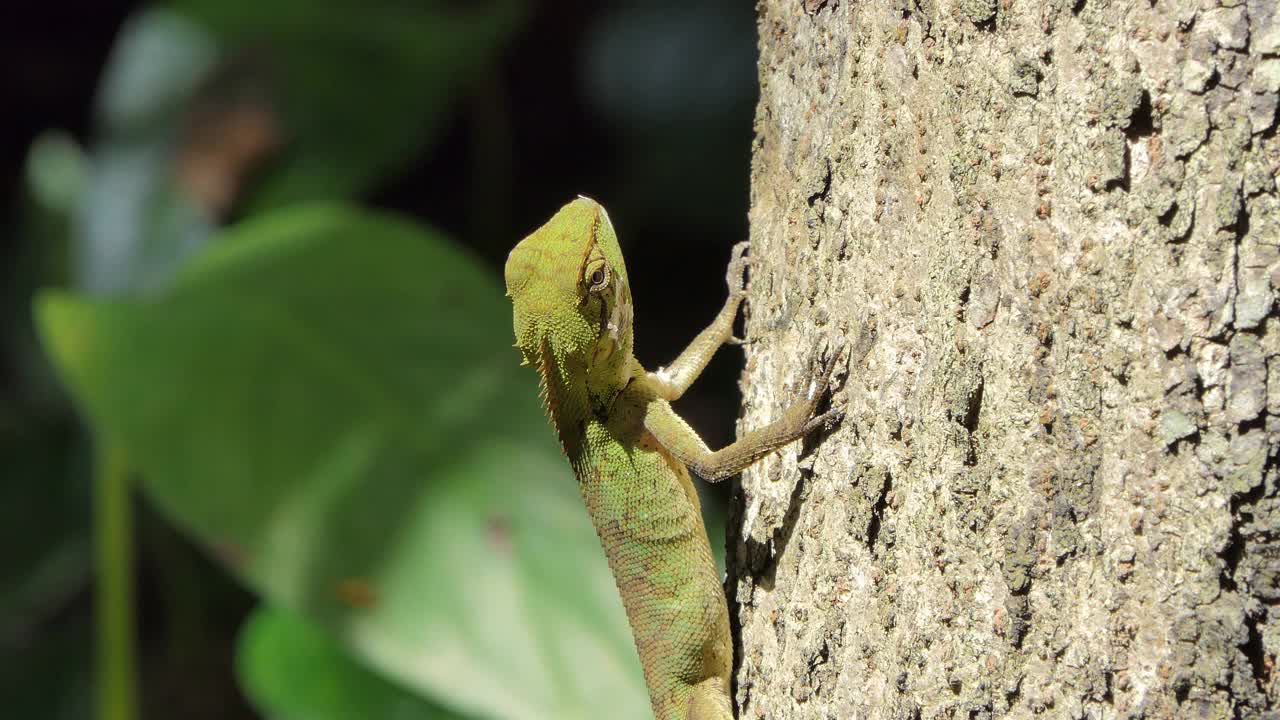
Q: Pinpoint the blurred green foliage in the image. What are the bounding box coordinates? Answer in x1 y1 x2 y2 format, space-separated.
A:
5 1 754 718
174 0 525 209
237 606 464 720
38 206 649 719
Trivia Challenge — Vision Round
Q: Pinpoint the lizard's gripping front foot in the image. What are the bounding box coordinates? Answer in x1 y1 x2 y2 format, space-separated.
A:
725 241 751 298
724 242 752 345
800 336 848 433
642 322 850 482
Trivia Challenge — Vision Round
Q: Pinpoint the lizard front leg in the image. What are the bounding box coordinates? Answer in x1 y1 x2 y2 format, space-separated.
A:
645 242 751 401
642 348 844 481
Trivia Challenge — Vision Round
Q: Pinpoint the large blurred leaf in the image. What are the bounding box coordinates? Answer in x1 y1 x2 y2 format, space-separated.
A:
36 206 649 720
176 0 525 208
238 605 466 720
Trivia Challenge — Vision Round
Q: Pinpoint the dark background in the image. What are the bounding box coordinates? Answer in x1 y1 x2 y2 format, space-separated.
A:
0 1 759 717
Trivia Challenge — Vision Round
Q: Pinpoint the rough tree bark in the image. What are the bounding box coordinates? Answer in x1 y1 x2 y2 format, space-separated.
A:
727 0 1279 718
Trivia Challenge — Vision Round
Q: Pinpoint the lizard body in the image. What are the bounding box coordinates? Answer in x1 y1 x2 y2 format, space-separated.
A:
504 197 838 720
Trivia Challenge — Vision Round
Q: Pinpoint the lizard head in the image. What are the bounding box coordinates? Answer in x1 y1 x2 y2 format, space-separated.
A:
505 197 635 396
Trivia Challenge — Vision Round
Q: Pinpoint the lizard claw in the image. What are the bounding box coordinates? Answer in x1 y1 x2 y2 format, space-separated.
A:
726 241 752 297
795 337 849 437
804 334 849 401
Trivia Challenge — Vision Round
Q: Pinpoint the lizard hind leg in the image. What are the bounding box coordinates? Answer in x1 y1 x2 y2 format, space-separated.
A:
687 679 735 720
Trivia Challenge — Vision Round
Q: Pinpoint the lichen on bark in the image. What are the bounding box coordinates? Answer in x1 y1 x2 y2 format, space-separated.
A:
729 0 1279 717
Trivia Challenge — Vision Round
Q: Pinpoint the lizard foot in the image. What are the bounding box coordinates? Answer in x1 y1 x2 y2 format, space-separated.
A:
725 241 752 299
797 335 849 433
804 334 849 402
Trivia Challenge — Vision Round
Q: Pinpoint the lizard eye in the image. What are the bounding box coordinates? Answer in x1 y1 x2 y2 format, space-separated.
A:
585 262 608 291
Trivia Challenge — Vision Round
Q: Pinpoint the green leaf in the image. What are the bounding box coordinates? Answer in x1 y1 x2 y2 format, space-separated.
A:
238 605 467 720
175 0 526 208
36 205 649 720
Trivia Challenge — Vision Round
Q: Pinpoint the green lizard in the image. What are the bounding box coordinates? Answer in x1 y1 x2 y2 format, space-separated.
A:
504 197 841 720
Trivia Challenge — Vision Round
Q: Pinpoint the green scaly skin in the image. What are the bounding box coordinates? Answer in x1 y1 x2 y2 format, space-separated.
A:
505 198 840 720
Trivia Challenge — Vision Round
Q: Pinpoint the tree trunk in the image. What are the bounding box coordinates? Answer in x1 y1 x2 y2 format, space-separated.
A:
728 0 1279 718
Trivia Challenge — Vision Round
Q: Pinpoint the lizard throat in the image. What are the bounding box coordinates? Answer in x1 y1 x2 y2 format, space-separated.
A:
534 338 583 459
534 338 561 421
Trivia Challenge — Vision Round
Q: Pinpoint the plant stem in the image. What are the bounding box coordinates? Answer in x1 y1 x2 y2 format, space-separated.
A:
95 442 136 720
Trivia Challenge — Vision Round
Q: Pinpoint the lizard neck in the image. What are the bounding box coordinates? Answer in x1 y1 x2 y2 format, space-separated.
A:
584 332 637 414
534 337 639 462
533 340 592 461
